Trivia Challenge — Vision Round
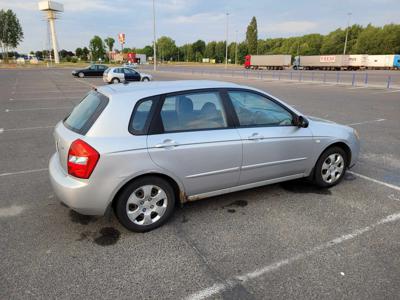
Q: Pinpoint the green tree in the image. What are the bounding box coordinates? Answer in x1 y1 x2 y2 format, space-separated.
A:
237 42 248 64
89 35 106 61
157 36 177 61
192 39 206 59
82 47 90 61
381 24 400 54
214 41 226 63
205 41 216 59
137 45 154 57
35 50 43 59
0 9 23 62
320 28 346 54
75 47 83 59
246 16 258 54
180 44 193 61
104 37 115 52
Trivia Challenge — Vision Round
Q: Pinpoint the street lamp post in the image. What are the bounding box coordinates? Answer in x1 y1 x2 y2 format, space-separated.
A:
225 12 229 69
343 12 352 55
235 30 238 65
152 0 157 71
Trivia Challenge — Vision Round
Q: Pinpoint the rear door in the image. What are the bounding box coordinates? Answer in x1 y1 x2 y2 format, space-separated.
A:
226 89 314 185
96 65 107 76
124 68 141 81
147 90 242 196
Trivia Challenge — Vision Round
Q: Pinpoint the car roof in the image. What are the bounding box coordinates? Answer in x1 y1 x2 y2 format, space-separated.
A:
97 80 242 99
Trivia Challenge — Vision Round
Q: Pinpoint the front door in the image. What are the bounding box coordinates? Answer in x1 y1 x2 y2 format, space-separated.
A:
147 90 242 196
227 89 314 185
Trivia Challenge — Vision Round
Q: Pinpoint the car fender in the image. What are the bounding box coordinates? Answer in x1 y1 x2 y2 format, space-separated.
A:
106 167 186 208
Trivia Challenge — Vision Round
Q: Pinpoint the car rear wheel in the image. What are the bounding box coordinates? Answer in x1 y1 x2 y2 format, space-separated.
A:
115 176 176 232
142 77 150 82
314 146 347 188
78 72 84 78
112 78 120 84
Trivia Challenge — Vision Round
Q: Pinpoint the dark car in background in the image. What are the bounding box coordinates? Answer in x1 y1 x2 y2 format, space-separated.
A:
72 64 108 78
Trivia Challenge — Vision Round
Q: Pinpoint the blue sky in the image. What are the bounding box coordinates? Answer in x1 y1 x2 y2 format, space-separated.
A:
1 0 399 53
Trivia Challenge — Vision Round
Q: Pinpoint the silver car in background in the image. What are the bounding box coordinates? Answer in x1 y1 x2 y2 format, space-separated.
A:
49 80 360 232
103 67 152 84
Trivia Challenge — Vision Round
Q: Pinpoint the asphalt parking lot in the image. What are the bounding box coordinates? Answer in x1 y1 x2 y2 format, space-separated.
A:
1 68 400 299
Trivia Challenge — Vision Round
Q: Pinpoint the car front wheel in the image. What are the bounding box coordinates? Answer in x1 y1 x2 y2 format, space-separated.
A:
115 176 176 232
78 72 84 78
314 146 347 188
112 78 120 84
142 77 150 82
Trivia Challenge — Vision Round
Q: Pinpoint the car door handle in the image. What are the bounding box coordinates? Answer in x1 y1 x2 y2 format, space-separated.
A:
248 133 264 140
155 139 179 148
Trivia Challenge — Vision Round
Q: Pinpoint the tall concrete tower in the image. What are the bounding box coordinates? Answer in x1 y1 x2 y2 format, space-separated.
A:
38 1 64 64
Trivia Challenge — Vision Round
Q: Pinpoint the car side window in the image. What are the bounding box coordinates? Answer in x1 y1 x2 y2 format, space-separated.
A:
160 92 228 132
129 98 155 134
228 91 293 127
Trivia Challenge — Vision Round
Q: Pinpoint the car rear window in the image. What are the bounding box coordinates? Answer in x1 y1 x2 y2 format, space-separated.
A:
64 90 109 134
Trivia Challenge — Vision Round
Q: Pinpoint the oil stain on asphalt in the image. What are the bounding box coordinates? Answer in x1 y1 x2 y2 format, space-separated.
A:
77 227 121 246
94 227 121 246
69 210 98 225
222 200 248 213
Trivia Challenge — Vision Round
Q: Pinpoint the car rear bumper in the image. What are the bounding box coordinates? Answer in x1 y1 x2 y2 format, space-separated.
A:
49 153 109 215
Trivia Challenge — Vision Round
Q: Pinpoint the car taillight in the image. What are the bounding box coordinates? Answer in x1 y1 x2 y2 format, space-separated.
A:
67 139 100 179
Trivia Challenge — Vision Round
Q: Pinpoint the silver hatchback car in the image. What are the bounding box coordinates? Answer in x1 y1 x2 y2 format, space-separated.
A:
103 67 152 84
49 80 359 232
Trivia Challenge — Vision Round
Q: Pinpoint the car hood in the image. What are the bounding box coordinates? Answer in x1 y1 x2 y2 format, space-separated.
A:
307 115 336 124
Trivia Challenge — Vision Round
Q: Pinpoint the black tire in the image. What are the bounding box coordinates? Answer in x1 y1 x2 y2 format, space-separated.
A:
314 146 348 188
112 77 120 84
78 72 84 78
115 176 176 232
142 77 150 82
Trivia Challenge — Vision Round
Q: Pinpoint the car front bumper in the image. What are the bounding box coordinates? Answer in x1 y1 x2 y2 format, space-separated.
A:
49 153 110 215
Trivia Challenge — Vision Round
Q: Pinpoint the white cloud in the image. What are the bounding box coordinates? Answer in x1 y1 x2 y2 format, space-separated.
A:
261 21 318 35
0 1 37 10
169 12 226 24
0 0 124 12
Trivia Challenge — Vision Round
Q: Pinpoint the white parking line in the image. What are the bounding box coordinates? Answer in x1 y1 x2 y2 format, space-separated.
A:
348 171 400 192
373 89 400 94
186 211 400 300
347 86 368 90
0 168 48 177
346 118 386 126
0 205 25 217
383 89 400 93
5 106 72 112
74 78 97 88
0 126 54 132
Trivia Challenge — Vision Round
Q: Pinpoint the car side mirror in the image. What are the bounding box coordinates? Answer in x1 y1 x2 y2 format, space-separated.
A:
294 115 309 128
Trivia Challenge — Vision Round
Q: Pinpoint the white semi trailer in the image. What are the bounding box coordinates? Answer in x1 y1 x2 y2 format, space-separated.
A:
244 55 292 70
294 55 351 70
